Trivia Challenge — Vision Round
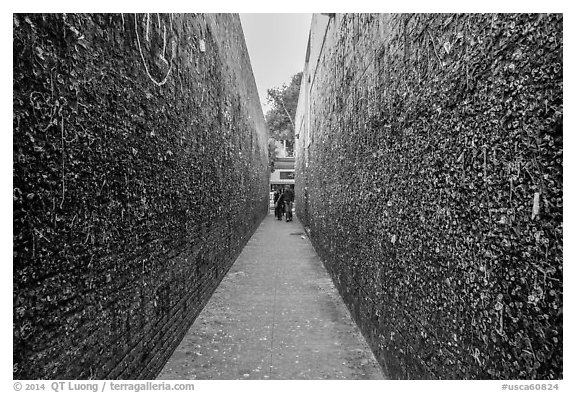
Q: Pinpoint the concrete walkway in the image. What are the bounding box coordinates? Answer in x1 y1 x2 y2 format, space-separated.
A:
157 213 385 380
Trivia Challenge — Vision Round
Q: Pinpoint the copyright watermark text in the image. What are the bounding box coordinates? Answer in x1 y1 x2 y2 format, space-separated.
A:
12 381 194 393
502 384 560 391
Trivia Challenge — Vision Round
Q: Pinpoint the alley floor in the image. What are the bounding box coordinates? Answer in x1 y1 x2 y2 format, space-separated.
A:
157 212 385 380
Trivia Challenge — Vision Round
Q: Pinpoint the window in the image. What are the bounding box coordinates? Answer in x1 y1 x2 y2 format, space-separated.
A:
280 171 295 180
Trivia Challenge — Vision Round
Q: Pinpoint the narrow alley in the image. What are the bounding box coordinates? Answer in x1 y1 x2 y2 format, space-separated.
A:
157 213 383 380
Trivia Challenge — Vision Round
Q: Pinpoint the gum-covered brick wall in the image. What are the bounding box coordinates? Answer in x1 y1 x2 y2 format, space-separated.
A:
13 13 269 379
295 14 562 379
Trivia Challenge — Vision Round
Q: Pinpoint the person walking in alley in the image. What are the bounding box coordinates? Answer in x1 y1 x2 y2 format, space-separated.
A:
274 188 284 220
283 186 295 222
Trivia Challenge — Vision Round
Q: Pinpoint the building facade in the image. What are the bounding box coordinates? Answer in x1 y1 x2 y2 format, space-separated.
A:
269 156 295 192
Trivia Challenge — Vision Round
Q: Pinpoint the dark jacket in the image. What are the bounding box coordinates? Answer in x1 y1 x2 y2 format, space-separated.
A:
283 188 294 203
277 193 285 206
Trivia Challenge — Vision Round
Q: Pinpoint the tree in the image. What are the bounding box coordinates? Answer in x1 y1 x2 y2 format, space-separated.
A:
266 72 302 155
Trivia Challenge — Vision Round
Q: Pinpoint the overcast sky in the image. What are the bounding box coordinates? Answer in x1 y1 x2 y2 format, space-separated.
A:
239 13 312 115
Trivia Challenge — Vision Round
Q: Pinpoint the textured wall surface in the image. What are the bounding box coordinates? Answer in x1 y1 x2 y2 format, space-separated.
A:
13 13 269 379
295 13 562 379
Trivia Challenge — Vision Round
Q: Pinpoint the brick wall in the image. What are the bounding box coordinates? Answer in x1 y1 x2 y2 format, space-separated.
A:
13 13 269 379
295 13 562 379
